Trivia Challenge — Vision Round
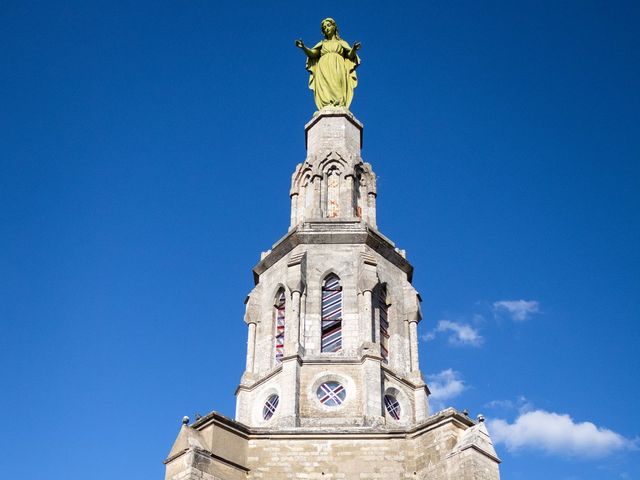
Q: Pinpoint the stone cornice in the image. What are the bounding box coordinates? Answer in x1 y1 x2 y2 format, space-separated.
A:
184 407 476 441
253 222 413 283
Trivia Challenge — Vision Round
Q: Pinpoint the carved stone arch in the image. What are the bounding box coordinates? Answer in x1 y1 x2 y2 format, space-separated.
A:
322 160 345 176
318 151 348 173
293 167 313 191
318 267 345 286
270 283 289 306
292 170 314 223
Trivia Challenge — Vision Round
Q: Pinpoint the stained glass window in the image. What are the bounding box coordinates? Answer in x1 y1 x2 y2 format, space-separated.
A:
384 394 401 420
275 290 286 364
316 381 346 407
263 394 280 420
321 274 342 352
378 285 389 362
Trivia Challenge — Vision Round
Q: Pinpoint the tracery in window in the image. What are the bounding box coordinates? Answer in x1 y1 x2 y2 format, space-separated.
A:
263 394 280 420
317 381 346 406
384 394 401 420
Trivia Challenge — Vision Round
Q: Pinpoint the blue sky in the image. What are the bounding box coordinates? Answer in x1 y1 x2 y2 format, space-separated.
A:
1 1 639 479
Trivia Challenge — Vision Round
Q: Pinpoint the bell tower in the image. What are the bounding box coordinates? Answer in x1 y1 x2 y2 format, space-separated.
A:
163 22 501 479
235 109 428 430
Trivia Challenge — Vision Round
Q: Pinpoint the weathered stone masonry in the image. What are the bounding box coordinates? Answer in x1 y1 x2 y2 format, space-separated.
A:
163 109 501 480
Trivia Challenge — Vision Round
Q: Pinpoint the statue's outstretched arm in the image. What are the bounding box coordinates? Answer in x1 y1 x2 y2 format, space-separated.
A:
295 39 320 59
347 42 361 61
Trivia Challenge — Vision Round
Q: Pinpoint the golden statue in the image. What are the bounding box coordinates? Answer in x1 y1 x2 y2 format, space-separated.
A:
295 18 361 110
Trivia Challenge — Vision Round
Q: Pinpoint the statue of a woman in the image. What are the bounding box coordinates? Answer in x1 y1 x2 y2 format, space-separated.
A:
295 18 361 110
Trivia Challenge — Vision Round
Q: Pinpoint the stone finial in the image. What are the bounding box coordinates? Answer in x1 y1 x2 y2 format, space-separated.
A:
462 409 469 417
182 416 190 425
477 414 485 423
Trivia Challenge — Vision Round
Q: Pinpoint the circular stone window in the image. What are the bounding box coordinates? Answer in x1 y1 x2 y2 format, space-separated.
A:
384 394 401 420
316 381 346 406
262 394 280 420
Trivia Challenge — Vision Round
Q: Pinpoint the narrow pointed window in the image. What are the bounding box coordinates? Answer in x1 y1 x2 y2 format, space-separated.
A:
378 285 389 363
274 290 286 364
327 168 340 218
321 274 342 352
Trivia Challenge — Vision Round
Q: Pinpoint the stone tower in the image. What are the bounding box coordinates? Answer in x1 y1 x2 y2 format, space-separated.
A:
163 109 501 479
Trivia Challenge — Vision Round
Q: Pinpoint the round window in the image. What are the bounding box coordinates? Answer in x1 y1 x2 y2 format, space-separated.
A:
262 394 280 420
316 381 346 406
384 394 401 420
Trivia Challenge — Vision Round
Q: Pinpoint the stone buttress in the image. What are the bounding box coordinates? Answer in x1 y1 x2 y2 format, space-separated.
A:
163 110 501 480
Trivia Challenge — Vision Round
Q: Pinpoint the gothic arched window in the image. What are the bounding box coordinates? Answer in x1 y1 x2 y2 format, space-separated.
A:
321 274 343 352
326 167 340 218
274 290 286 364
377 285 390 363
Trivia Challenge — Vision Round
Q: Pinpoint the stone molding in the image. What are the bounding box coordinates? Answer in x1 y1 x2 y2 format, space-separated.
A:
252 223 413 283
169 407 496 445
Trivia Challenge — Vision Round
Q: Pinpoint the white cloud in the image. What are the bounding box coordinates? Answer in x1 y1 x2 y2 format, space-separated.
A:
424 320 483 346
485 396 533 414
493 300 540 321
427 369 465 410
485 399 517 410
488 410 636 458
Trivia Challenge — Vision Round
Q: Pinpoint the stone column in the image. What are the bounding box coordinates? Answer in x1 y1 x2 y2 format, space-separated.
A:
406 289 423 373
341 173 355 218
290 193 298 229
286 290 301 354
362 356 383 426
243 293 260 377
367 192 377 228
279 357 300 427
361 290 373 342
357 253 378 347
285 251 306 357
409 320 420 372
414 385 429 421
245 322 257 373
300 291 307 349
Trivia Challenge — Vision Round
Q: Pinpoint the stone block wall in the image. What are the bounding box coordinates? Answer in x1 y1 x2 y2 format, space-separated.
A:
164 411 500 480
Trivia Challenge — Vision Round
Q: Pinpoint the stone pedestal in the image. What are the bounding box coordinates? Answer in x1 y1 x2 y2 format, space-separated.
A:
290 110 377 228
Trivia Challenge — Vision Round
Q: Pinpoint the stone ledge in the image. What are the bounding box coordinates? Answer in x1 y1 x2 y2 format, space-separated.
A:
186 406 475 440
253 223 413 283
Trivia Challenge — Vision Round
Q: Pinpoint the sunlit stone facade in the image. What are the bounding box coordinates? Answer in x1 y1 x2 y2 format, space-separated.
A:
163 109 501 480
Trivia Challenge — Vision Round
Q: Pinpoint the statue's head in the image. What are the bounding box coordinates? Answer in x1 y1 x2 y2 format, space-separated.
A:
321 18 339 39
